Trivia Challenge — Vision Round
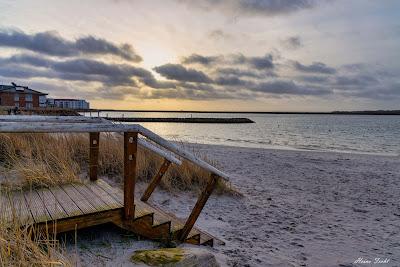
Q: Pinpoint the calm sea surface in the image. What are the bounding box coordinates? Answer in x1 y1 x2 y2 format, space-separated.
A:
84 112 400 155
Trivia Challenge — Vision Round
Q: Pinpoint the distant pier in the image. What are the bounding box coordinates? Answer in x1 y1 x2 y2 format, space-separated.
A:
103 117 254 123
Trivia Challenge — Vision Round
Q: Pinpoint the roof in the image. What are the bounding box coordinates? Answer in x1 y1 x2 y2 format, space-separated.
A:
51 98 88 102
0 84 48 95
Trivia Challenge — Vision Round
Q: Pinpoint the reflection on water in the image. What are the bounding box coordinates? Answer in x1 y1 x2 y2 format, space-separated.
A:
82 112 400 155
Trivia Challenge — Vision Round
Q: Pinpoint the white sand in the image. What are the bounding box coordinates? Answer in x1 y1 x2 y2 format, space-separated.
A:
66 144 400 267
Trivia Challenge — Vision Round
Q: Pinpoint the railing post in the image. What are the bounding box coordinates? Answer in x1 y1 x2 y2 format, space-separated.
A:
89 132 100 181
141 158 171 202
124 132 138 220
178 173 218 241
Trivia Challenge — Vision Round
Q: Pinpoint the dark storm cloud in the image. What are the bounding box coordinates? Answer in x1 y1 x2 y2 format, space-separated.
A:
182 54 222 66
281 36 302 49
293 61 336 74
0 29 142 62
178 0 317 17
153 64 213 83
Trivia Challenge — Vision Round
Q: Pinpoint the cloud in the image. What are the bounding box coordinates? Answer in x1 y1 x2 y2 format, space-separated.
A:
0 54 161 87
293 61 336 74
181 52 275 70
153 63 213 83
247 53 274 69
251 80 332 95
178 0 317 17
214 67 267 78
208 29 233 41
281 36 303 49
334 75 379 87
181 54 222 66
0 29 142 62
214 76 252 86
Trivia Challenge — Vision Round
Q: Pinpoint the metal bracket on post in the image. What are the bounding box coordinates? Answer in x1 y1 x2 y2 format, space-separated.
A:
124 132 138 220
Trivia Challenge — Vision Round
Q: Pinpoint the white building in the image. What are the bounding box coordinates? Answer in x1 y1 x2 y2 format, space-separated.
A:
47 98 90 109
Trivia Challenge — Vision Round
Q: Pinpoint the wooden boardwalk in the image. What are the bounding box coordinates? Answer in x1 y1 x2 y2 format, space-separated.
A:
0 179 214 246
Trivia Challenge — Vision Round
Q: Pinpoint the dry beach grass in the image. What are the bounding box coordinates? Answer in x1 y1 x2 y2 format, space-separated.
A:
0 133 234 193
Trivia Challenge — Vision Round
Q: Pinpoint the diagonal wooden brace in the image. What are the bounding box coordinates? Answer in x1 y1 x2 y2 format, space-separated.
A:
178 173 219 241
141 158 171 202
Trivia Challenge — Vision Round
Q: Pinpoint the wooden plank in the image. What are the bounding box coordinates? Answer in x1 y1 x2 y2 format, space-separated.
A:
23 190 52 223
10 190 35 225
36 188 68 220
89 132 100 181
96 179 152 219
178 173 218 241
86 182 122 209
36 209 123 234
124 132 138 219
71 183 111 212
96 179 123 204
0 193 13 223
60 184 97 215
141 159 171 202
49 186 83 217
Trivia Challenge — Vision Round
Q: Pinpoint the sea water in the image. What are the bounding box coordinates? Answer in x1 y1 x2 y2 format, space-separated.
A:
84 112 400 155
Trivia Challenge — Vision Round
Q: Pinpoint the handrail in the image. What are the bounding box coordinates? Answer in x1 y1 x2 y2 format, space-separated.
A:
0 120 229 180
0 115 103 123
138 138 182 166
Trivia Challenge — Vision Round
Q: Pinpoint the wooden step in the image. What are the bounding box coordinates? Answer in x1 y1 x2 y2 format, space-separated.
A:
0 179 217 246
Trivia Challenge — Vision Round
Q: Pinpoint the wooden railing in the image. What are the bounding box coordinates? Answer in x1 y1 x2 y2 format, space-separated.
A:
0 115 229 241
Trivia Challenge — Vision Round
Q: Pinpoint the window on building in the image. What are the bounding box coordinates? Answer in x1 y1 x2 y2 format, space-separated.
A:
25 102 33 109
14 102 19 107
14 93 19 101
25 94 32 101
39 95 46 103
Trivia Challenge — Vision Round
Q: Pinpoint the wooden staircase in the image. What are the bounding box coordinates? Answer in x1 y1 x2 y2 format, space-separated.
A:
0 116 229 247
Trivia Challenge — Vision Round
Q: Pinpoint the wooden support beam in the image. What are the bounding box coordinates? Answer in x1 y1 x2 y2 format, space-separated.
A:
141 159 171 202
89 132 100 181
178 173 218 241
124 132 138 220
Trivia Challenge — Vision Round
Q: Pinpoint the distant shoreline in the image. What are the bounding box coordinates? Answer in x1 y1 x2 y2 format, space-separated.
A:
80 109 400 115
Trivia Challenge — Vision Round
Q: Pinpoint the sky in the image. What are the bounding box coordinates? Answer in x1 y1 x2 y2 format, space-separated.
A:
0 0 399 111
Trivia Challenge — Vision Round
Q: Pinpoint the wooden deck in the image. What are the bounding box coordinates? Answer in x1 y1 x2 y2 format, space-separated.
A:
0 179 215 246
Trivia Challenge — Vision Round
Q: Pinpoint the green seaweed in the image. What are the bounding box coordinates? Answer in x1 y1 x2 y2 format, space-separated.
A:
131 248 184 266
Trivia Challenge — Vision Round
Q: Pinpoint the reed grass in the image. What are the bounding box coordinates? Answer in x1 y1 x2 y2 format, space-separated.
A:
0 133 235 194
0 190 71 266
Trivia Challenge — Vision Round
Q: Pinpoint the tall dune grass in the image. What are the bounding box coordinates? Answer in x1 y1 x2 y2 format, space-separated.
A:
0 133 235 194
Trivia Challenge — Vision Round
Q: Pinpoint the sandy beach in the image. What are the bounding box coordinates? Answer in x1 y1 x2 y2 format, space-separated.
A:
67 143 400 267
